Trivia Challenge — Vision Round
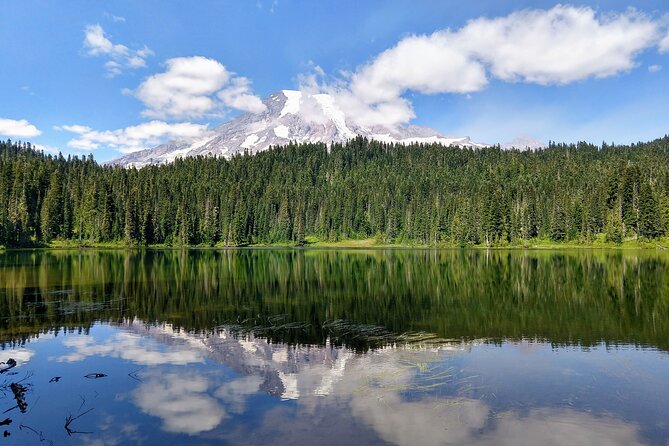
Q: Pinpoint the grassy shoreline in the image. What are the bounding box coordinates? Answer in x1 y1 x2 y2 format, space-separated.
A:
3 236 668 251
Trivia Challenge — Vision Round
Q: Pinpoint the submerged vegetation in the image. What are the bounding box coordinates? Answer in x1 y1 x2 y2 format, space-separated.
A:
2 136 669 247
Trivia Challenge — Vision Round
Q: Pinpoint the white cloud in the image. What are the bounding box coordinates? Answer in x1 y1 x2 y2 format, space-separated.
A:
0 118 42 138
59 120 210 154
660 29 669 53
649 64 662 73
83 24 153 77
104 12 126 23
350 31 488 104
133 56 267 119
217 77 268 113
308 5 661 128
455 6 658 85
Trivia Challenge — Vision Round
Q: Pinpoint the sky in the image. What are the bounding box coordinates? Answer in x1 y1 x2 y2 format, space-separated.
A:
1 0 669 161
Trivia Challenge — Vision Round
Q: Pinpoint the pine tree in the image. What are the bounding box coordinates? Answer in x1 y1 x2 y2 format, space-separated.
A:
40 170 63 241
638 182 661 239
621 165 640 237
605 209 623 243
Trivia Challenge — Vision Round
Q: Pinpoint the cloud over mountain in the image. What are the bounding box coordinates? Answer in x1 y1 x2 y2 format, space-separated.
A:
132 56 267 119
314 5 663 128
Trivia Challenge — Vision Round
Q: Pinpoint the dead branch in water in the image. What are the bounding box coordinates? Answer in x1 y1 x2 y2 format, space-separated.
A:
9 383 28 413
64 408 94 436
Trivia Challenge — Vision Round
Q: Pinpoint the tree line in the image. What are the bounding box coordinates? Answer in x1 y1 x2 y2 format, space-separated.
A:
1 136 669 247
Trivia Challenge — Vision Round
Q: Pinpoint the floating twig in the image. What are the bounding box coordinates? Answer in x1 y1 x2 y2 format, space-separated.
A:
128 369 143 382
84 373 107 379
64 408 94 436
20 422 54 445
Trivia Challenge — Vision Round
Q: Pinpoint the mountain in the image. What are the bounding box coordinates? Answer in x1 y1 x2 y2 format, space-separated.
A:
108 90 486 168
501 135 546 150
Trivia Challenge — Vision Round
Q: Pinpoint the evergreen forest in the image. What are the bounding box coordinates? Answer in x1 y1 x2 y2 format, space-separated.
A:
1 136 669 247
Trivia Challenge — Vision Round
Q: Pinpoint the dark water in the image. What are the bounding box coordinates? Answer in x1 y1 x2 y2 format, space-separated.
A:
0 249 668 445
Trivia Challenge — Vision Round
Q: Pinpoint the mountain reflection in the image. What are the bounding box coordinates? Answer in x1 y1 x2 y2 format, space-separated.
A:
32 320 652 445
1 249 668 444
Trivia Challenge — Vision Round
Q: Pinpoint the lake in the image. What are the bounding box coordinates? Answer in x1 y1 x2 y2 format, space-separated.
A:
0 248 668 445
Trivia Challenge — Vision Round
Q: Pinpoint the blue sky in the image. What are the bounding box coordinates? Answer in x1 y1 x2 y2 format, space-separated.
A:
1 0 669 161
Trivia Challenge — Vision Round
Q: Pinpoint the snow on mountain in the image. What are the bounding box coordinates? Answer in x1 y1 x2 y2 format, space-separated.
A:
108 90 486 168
501 135 546 150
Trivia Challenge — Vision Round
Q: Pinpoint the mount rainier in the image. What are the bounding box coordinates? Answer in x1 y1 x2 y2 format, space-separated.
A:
108 90 486 168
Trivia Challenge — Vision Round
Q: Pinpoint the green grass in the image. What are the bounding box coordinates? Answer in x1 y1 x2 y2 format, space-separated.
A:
4 234 668 251
47 239 133 249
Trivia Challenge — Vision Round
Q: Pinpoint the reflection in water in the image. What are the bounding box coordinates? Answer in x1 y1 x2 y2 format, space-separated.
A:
134 370 226 435
0 320 664 445
58 330 205 365
0 249 668 444
1 249 669 349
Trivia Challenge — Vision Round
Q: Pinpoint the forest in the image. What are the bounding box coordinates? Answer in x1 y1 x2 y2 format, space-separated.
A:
1 135 669 247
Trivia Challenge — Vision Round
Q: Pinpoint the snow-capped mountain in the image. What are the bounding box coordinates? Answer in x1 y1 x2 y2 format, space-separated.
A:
501 135 546 150
108 90 486 168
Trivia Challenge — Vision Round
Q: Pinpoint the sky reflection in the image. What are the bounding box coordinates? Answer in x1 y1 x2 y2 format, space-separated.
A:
0 321 659 444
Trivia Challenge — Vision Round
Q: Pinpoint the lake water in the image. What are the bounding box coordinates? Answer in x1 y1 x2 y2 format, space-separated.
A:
1 249 668 445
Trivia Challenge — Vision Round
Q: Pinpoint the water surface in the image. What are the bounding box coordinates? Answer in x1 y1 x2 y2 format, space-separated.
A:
0 249 668 445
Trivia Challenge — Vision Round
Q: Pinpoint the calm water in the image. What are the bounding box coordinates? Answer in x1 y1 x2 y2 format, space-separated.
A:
0 249 668 445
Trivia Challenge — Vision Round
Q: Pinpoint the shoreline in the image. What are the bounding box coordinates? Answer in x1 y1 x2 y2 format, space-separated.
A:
3 238 669 251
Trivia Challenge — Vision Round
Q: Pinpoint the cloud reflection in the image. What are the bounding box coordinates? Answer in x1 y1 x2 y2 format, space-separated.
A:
57 332 204 365
53 322 651 444
0 348 34 368
133 370 226 435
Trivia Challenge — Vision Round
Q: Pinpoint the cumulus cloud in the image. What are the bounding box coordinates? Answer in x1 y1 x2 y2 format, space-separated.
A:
133 56 267 119
0 118 42 138
83 24 153 76
456 6 657 85
217 77 268 113
309 5 662 128
350 32 488 103
648 64 662 73
59 120 210 154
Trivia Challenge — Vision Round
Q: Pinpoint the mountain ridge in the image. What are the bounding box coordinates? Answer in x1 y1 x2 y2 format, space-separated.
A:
108 90 487 168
